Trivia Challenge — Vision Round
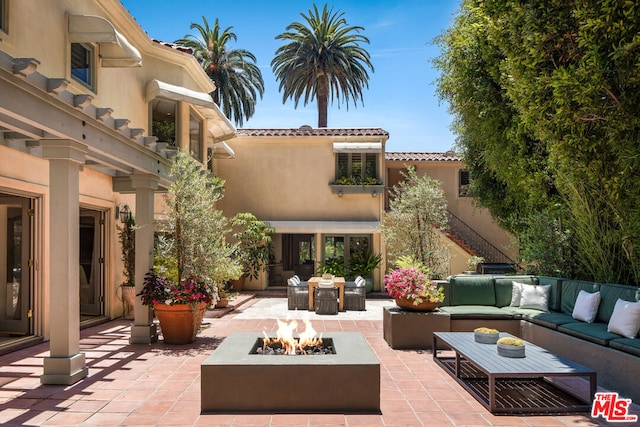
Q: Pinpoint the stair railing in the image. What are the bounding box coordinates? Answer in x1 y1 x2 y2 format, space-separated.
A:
446 210 515 264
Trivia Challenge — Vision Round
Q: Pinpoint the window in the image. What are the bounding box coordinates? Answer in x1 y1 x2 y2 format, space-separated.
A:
459 169 471 197
70 42 94 89
336 152 379 185
189 109 203 162
0 0 7 34
151 99 177 147
322 235 371 272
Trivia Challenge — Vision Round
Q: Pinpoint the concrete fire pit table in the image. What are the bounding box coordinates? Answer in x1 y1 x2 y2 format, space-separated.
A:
201 331 380 413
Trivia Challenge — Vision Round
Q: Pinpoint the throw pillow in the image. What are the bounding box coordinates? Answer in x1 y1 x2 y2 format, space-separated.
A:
607 299 640 339
510 281 525 307
519 284 551 311
572 290 601 323
292 275 301 284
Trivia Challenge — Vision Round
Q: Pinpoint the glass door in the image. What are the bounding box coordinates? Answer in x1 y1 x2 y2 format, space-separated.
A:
0 196 32 335
79 209 104 316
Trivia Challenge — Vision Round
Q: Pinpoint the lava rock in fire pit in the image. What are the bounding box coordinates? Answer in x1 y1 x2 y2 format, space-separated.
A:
256 341 335 355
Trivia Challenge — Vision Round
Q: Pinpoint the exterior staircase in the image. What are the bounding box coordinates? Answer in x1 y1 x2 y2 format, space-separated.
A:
445 210 515 264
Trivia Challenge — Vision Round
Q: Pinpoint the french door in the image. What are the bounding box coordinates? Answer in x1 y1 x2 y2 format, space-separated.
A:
0 196 32 335
79 209 104 316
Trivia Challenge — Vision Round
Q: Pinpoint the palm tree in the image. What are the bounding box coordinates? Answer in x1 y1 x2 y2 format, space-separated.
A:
175 17 264 127
271 3 374 128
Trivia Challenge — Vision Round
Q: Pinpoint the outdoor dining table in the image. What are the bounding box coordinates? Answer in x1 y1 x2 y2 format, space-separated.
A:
307 277 345 311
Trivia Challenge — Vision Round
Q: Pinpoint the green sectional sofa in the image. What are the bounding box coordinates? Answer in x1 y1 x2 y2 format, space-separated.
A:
383 274 640 402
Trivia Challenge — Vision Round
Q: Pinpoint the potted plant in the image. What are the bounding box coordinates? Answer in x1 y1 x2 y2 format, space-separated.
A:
142 151 241 344
230 213 275 291
139 270 214 344
317 256 346 277
474 327 499 344
496 336 526 358
215 282 238 308
117 212 136 316
384 267 445 311
465 255 485 274
348 250 381 293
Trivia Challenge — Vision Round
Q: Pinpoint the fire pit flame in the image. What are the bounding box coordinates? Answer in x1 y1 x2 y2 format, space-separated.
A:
262 318 323 355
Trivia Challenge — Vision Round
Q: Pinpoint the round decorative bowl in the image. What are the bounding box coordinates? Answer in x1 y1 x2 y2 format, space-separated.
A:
474 331 499 344
497 343 525 358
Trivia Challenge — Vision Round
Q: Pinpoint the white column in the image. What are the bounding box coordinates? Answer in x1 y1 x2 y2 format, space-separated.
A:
41 139 88 385
129 175 159 344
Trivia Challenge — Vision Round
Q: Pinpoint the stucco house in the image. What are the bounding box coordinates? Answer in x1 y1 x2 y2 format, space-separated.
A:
214 138 517 291
0 0 235 382
214 127 389 291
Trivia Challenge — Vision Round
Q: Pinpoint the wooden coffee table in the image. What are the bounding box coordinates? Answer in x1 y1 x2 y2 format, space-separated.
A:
433 332 596 414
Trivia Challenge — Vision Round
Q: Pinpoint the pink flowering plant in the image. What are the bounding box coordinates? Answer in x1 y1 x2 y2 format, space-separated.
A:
138 270 215 306
384 267 445 305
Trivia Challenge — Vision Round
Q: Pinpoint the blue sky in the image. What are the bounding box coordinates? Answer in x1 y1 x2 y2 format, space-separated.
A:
121 0 460 152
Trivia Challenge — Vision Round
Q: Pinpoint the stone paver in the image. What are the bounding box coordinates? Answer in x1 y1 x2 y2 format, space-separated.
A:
0 296 637 426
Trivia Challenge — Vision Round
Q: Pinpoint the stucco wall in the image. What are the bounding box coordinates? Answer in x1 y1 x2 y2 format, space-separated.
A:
216 136 383 222
386 159 517 271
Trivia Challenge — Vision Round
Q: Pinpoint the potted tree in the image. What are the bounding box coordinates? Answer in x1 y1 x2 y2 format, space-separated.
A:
348 250 381 293
230 213 275 291
140 151 241 344
117 212 136 317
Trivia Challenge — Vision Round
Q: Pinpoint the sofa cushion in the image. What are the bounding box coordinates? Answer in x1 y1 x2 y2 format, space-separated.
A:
558 322 621 346
609 338 640 357
519 310 576 330
438 305 513 319
448 275 496 306
559 280 600 315
572 290 601 323
494 276 537 307
596 283 640 324
536 276 563 312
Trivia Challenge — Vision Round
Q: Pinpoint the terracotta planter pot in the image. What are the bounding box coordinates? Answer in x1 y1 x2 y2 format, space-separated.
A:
229 276 246 292
215 297 229 308
395 297 439 312
153 302 207 344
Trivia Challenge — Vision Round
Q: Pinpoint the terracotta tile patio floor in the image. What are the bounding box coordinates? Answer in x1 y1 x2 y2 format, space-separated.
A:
0 294 638 426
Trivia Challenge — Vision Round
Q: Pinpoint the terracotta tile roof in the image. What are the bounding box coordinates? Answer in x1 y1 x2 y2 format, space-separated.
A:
385 152 461 162
151 39 193 54
237 126 389 138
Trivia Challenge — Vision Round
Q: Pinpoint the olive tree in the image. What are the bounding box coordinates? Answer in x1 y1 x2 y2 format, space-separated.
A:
382 167 450 278
155 151 241 286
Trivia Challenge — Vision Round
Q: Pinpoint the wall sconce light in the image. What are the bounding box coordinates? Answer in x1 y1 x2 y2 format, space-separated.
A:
371 190 378 198
338 190 344 198
116 204 131 223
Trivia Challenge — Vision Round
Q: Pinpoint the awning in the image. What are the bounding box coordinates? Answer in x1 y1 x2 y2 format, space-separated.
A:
265 221 380 234
68 15 142 67
333 142 382 153
145 79 236 143
212 141 235 159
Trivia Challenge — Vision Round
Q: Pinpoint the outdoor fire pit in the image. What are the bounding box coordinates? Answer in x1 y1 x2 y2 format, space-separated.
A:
201 320 380 413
